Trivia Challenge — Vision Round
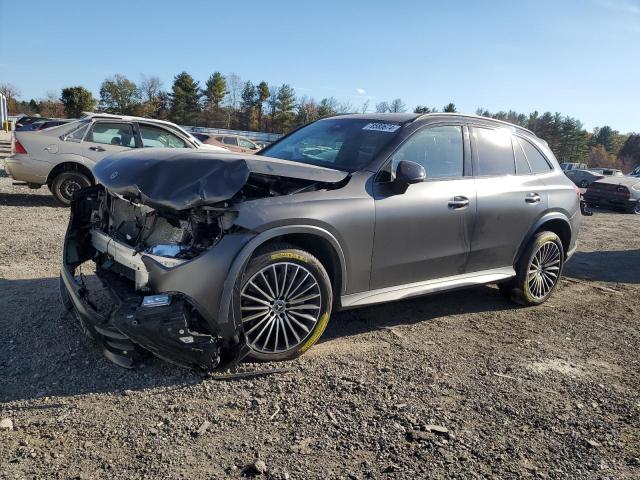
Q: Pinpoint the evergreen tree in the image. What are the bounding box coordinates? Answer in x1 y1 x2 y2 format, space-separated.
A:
443 102 457 113
275 84 296 133
169 72 202 124
240 81 257 130
204 72 227 110
256 81 270 130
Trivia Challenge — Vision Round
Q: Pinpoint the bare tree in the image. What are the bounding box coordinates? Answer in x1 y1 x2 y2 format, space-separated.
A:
376 101 390 113
360 99 370 114
0 83 20 102
39 91 65 118
389 98 407 113
336 100 354 114
139 75 163 103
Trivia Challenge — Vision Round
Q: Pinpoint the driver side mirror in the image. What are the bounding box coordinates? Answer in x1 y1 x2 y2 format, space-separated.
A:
393 160 426 193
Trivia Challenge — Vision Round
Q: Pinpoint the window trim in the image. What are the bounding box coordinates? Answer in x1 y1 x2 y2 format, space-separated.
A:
375 122 471 183
514 135 554 174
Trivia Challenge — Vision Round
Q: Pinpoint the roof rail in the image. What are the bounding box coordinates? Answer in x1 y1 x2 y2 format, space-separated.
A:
415 112 536 136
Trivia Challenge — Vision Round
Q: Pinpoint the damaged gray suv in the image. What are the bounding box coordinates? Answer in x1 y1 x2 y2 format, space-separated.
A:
60 113 583 369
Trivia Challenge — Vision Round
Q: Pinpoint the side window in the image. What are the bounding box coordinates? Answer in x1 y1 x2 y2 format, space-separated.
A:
139 125 187 148
87 122 136 147
391 125 464 179
238 138 255 149
473 127 515 176
513 135 532 174
223 136 238 146
517 137 552 173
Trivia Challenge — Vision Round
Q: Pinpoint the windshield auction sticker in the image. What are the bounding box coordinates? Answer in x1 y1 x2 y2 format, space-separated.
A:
362 122 401 133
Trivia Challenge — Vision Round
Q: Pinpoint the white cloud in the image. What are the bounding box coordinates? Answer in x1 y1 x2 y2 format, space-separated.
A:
356 88 366 95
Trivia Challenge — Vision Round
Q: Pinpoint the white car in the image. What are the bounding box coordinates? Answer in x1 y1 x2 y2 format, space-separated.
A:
6 114 228 204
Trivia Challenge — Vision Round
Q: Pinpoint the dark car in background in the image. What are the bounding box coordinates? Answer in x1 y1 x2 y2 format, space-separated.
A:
584 170 640 214
60 113 583 370
15 115 51 129
565 169 604 188
17 119 72 131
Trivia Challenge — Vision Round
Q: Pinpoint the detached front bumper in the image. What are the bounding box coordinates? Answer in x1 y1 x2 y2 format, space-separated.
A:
61 187 252 370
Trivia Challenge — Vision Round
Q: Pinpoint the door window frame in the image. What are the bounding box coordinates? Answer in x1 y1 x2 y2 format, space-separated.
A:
375 122 472 183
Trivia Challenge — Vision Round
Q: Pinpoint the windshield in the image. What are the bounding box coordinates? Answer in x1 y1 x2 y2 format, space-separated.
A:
259 118 402 171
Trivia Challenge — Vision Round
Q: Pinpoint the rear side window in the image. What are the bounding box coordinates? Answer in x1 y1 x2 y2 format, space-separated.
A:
473 127 515 176
223 136 238 146
517 137 552 173
391 125 464 179
512 135 532 174
65 123 90 142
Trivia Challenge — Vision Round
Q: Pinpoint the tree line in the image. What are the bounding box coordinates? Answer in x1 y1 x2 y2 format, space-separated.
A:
1 75 638 171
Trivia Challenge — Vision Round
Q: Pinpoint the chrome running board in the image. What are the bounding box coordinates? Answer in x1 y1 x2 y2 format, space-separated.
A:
340 267 516 308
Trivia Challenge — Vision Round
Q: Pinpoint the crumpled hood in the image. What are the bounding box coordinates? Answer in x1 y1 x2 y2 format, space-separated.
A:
93 148 349 210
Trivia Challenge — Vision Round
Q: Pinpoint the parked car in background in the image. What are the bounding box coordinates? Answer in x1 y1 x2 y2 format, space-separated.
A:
17 119 73 131
560 162 587 171
194 133 261 153
584 170 640 214
6 114 227 205
591 168 623 177
60 113 582 370
564 169 604 188
15 115 49 129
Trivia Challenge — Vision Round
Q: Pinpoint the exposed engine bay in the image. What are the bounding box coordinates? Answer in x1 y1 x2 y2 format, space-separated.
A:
60 150 349 370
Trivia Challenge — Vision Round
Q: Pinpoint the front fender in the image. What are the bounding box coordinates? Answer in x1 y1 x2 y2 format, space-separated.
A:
215 225 348 337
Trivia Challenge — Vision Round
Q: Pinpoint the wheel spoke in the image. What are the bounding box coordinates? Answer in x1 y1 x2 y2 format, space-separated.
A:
260 271 276 299
240 292 271 307
249 280 274 302
284 314 301 342
242 309 271 323
245 313 272 335
289 293 320 305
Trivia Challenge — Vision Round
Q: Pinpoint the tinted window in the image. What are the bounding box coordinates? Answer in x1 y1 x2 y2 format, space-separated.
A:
513 135 531 174
223 137 238 145
474 127 515 176
391 126 464 178
139 125 187 148
517 137 552 173
87 122 136 147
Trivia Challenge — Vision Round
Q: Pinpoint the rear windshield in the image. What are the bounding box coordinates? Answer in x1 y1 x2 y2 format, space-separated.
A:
259 118 402 171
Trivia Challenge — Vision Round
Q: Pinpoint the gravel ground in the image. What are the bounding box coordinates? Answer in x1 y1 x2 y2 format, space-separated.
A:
1 143 639 479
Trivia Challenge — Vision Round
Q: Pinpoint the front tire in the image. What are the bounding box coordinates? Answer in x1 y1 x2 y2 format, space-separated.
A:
237 244 333 361
501 231 564 306
51 171 91 205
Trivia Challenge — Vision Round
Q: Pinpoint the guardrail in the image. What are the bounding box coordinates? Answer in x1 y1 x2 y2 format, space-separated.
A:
182 126 283 144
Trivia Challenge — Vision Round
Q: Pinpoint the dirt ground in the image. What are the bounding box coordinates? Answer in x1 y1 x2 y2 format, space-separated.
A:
1 142 639 479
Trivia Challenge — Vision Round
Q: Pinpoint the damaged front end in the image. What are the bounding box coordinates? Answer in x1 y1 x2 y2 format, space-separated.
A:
60 149 348 369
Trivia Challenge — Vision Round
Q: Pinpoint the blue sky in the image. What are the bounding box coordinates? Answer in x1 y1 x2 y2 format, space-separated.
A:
1 0 638 132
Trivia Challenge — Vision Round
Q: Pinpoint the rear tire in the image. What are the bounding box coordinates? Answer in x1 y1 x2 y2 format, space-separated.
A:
237 243 333 362
51 171 91 205
629 203 640 215
502 231 564 306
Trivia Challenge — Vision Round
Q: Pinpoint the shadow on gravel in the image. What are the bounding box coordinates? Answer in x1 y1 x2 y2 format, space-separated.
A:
564 249 640 284
324 285 517 342
0 191 64 208
0 277 201 404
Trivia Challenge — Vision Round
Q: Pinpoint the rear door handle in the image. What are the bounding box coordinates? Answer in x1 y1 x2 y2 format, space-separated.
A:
525 193 541 204
448 196 469 209
89 146 106 152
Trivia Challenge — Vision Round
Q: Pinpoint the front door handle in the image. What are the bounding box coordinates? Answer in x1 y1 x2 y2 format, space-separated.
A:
89 146 106 152
448 196 469 209
525 193 541 204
